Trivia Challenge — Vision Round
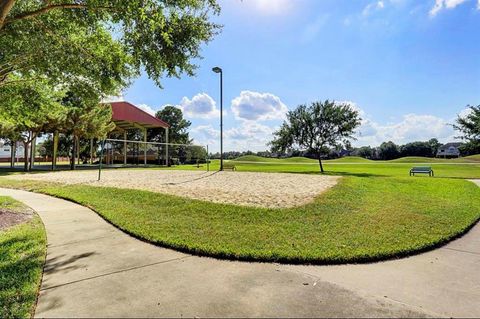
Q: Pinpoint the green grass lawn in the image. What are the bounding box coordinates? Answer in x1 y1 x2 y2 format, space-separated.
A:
232 154 480 164
0 155 479 264
0 175 479 264
0 196 46 318
160 158 480 178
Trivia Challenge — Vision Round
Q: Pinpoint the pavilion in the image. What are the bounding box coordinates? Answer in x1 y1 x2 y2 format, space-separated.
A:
50 101 170 168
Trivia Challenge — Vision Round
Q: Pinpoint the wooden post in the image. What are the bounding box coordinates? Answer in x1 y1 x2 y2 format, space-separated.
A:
77 136 80 165
143 128 147 166
10 141 15 168
165 127 169 167
124 131 127 165
90 138 94 165
30 136 36 170
52 131 58 170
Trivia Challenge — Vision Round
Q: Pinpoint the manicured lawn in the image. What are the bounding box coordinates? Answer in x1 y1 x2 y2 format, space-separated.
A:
0 197 46 318
1 176 479 264
142 155 480 178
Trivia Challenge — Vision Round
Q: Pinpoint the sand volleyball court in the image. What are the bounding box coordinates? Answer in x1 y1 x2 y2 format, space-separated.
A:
6 170 340 208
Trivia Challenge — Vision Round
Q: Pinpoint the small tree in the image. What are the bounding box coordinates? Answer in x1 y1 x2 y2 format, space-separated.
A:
151 106 192 144
270 100 361 173
453 105 480 155
354 146 374 159
377 141 400 160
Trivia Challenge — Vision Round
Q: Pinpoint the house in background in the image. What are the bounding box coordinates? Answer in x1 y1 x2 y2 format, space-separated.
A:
0 141 24 162
436 142 462 158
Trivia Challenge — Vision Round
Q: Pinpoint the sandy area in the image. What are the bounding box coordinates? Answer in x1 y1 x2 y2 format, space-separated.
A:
6 170 340 208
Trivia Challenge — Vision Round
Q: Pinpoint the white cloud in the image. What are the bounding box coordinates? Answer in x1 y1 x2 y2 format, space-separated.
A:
429 0 470 16
178 93 220 119
354 109 456 146
243 0 294 15
101 94 124 103
231 91 288 121
190 125 220 147
137 104 156 116
190 122 275 152
362 1 386 16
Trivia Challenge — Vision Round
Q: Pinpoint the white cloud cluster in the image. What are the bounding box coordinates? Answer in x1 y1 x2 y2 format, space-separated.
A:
362 0 385 16
137 104 156 116
190 122 275 152
178 93 220 119
429 0 473 16
231 91 288 121
355 112 456 146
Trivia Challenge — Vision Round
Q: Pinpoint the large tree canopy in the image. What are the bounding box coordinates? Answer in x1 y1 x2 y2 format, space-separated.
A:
0 76 66 170
153 105 191 144
270 100 361 172
0 0 220 88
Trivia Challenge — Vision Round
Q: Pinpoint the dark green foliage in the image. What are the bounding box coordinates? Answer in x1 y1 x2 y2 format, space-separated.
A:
352 146 375 159
0 0 220 88
454 105 480 155
270 100 361 172
150 105 192 144
377 141 400 160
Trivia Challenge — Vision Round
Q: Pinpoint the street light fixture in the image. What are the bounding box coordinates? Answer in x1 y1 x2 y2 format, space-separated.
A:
212 66 223 171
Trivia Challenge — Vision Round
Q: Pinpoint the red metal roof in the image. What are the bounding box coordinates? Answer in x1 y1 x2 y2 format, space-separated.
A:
109 101 169 129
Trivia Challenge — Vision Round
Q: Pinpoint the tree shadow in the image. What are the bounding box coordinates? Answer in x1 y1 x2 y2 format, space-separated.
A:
0 231 45 318
43 252 96 275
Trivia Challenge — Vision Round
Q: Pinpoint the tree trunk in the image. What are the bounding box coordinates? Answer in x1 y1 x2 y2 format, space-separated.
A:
10 141 15 168
317 154 324 173
0 0 16 30
23 141 29 172
70 135 76 170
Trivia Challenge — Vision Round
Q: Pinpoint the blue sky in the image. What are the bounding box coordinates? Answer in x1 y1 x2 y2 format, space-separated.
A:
121 0 480 152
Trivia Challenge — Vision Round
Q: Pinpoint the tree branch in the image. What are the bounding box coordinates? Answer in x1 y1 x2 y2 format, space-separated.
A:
3 3 114 27
0 0 16 28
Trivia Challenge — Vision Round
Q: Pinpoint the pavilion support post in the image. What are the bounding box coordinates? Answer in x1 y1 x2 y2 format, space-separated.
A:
52 131 58 170
29 136 36 170
165 127 169 167
143 128 147 166
77 136 80 165
123 131 127 165
10 141 15 168
90 138 94 165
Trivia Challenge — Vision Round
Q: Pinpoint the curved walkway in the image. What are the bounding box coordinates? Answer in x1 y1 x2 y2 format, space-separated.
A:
1 187 479 318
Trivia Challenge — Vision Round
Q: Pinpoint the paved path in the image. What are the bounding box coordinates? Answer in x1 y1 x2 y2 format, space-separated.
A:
1 187 480 318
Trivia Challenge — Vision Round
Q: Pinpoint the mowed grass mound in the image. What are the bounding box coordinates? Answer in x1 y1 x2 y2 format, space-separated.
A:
232 155 317 163
0 196 46 318
28 176 480 264
326 156 372 163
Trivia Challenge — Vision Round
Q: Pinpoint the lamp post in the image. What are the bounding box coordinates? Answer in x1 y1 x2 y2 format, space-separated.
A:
212 66 223 171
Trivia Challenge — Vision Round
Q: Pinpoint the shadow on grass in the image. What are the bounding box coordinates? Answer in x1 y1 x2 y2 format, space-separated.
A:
0 227 46 318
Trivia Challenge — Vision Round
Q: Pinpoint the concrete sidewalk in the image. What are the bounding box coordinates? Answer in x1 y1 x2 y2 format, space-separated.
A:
1 187 479 318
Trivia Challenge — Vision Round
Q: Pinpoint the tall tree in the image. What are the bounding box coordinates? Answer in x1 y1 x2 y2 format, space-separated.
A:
0 0 220 88
152 105 192 144
61 87 115 170
0 76 65 171
270 100 361 172
454 105 480 155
